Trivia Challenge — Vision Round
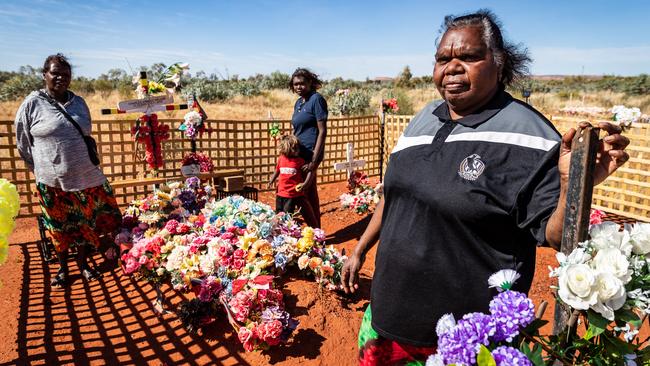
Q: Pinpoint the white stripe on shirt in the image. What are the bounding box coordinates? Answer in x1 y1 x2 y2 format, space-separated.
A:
445 132 559 151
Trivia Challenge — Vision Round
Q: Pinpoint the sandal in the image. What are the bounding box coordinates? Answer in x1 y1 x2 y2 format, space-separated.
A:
81 267 103 282
51 270 68 289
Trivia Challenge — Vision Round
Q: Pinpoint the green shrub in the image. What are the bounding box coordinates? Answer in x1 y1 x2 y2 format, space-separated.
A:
261 71 290 90
330 89 371 116
0 74 42 101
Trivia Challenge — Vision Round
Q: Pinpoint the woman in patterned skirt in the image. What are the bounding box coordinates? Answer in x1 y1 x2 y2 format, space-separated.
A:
15 54 122 288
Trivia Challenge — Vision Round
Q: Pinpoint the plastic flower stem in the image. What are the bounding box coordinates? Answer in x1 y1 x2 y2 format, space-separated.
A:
519 329 573 366
535 300 548 320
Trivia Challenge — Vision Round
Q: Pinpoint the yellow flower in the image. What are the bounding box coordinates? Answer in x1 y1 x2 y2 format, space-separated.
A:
240 234 256 251
301 227 314 240
296 237 314 252
144 228 158 238
156 191 171 201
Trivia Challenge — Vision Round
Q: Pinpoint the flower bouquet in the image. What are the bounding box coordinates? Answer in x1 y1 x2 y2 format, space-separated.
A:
340 171 381 214
547 221 649 365
382 98 399 114
426 270 540 366
181 152 214 177
611 105 643 128
425 218 650 365
221 274 298 352
134 62 189 99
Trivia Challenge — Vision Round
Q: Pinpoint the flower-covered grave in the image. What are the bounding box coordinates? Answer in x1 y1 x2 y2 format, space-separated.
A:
116 177 347 351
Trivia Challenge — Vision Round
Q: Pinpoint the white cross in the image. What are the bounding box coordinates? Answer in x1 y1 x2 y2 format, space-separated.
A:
334 143 366 178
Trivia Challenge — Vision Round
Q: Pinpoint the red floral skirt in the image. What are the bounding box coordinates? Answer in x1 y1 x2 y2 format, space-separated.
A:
358 306 436 366
37 181 122 253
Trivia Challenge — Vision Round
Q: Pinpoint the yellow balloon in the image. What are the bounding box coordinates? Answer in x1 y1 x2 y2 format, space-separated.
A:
0 236 7 264
0 206 15 237
0 179 20 216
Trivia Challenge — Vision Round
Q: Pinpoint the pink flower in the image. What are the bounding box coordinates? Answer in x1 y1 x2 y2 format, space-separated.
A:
232 258 246 271
590 209 606 225
177 223 191 234
238 326 256 352
164 219 179 234
256 320 283 345
233 249 246 259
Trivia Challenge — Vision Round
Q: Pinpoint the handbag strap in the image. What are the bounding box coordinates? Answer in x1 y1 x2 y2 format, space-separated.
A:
37 90 87 138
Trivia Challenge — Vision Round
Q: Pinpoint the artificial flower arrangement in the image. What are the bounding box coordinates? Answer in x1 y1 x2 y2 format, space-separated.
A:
181 152 214 173
339 171 382 214
131 113 170 170
611 105 644 128
382 98 399 114
117 181 347 351
0 179 20 264
269 122 281 141
131 63 190 170
134 62 189 99
426 219 650 366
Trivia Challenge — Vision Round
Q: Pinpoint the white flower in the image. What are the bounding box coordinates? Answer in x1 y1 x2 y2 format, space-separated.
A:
488 269 521 291
590 222 632 256
592 247 632 283
435 313 456 337
156 267 165 276
425 354 445 366
591 272 626 320
557 247 591 266
184 111 203 125
558 264 598 310
626 222 650 255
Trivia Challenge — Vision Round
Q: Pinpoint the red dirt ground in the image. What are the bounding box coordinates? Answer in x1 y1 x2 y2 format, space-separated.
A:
0 181 561 365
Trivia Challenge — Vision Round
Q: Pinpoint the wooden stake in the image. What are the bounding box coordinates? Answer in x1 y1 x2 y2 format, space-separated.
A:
553 125 599 333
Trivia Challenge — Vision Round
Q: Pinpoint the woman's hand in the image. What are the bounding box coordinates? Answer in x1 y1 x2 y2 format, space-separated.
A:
341 250 365 294
558 122 630 185
301 162 314 173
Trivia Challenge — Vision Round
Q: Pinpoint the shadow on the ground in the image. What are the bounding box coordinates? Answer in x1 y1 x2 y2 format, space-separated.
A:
2 242 252 366
325 214 372 245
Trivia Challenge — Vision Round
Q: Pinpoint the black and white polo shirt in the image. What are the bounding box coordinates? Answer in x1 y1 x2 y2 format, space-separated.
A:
370 91 562 347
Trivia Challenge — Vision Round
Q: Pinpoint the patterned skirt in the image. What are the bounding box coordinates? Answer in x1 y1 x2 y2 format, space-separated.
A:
358 306 436 366
37 181 122 253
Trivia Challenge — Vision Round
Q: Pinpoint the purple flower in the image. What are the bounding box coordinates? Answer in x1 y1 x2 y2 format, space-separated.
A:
492 346 532 366
438 312 496 365
489 291 535 342
185 176 201 189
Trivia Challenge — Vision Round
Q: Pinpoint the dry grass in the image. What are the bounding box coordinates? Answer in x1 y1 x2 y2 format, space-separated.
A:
529 91 650 116
1 89 648 122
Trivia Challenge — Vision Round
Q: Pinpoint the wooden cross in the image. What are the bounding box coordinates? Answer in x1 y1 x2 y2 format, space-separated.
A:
334 143 366 179
553 125 600 336
100 71 188 170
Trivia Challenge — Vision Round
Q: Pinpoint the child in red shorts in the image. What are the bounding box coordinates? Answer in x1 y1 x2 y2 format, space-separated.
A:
268 135 318 227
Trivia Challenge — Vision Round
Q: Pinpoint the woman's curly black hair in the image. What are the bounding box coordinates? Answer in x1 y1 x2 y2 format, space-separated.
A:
288 68 323 92
43 53 72 73
438 9 531 87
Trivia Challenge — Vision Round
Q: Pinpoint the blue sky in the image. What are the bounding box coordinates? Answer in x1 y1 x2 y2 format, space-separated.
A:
1 0 649 80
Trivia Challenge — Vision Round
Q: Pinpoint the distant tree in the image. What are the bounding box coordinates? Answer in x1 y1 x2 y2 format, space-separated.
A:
396 66 413 87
